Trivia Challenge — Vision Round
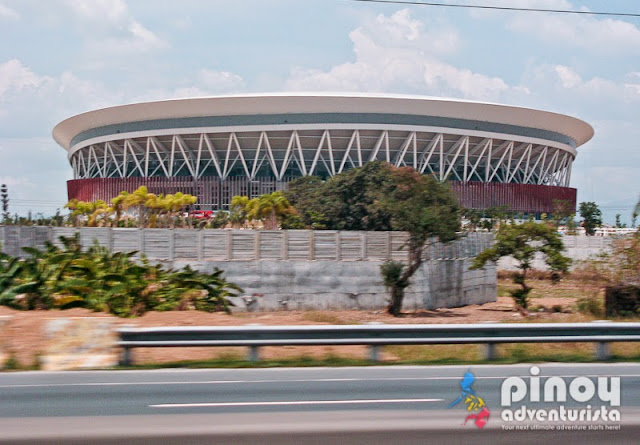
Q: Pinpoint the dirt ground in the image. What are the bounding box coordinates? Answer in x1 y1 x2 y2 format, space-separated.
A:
0 277 602 367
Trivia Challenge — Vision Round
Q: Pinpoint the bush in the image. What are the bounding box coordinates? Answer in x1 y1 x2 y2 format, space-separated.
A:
576 295 604 317
605 285 640 317
0 235 242 317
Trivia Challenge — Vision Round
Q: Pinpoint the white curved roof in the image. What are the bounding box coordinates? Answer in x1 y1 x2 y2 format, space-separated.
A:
53 92 594 150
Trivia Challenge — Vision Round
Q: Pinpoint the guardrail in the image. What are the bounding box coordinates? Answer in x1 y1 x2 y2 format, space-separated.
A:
117 322 640 365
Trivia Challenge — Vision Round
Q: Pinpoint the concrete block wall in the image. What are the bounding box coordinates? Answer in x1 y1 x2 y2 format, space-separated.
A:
173 258 496 312
1 226 496 312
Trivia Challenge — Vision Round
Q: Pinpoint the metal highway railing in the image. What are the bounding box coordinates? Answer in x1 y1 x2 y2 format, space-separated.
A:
117 322 640 365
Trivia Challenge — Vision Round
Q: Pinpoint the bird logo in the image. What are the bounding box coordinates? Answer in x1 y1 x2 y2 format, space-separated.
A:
448 371 490 429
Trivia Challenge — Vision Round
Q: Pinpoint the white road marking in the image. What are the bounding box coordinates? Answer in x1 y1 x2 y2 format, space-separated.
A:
1 374 639 389
150 398 444 408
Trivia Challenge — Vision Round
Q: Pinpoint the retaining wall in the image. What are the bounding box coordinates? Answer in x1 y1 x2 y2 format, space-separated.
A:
0 226 496 311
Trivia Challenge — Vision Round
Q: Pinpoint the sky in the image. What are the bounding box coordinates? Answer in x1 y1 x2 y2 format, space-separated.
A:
0 0 639 224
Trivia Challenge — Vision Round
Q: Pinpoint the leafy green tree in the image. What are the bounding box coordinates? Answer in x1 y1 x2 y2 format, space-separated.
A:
579 201 602 236
319 162 396 231
565 214 578 235
471 221 571 309
379 168 460 315
615 214 627 228
463 209 482 232
283 162 460 315
283 176 328 229
285 162 398 231
632 196 639 229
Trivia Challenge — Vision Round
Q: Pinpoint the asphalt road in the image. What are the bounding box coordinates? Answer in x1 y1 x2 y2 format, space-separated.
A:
0 363 639 444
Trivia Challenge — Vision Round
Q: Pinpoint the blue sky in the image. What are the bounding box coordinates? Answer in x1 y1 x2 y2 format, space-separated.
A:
0 0 639 223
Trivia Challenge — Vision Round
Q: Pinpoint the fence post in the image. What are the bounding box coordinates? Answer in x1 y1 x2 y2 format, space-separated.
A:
138 228 144 254
168 229 175 262
107 227 113 251
485 343 498 360
369 345 380 362
282 230 289 261
120 347 132 367
595 342 610 361
309 230 315 261
255 231 261 261
248 346 261 362
197 230 204 261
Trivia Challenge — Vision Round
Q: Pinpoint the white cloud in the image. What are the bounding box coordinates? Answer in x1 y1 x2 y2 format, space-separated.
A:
524 64 640 109
64 0 128 23
0 59 43 97
0 2 19 20
471 0 640 54
131 69 246 102
197 69 246 92
0 59 119 137
286 9 515 101
64 0 167 53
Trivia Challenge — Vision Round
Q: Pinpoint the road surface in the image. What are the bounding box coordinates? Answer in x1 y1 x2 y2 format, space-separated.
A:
0 363 638 444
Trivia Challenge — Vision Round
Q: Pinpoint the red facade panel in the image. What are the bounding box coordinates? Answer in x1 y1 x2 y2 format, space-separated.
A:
68 178 576 214
448 181 576 214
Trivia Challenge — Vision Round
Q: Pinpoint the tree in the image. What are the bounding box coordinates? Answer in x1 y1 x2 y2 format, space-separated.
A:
1 184 9 223
229 196 250 228
64 199 110 227
552 199 575 229
284 176 329 229
282 162 460 315
285 162 397 231
633 196 640 229
565 214 578 235
579 202 602 236
379 168 460 315
470 221 571 309
246 192 293 230
463 209 482 232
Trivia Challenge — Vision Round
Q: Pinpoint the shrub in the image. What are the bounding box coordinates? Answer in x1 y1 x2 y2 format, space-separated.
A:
0 235 241 317
576 295 604 317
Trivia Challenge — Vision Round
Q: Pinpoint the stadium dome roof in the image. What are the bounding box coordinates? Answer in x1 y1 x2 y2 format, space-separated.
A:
53 93 594 151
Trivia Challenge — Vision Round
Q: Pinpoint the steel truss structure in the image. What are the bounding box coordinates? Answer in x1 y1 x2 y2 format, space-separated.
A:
68 128 574 188
54 94 593 213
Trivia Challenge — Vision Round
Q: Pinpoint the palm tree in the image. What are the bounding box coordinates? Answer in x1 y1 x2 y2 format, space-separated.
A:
246 192 292 230
229 195 249 228
123 186 155 227
110 193 128 227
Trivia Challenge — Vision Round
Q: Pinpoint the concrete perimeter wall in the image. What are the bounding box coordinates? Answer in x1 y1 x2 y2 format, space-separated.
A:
497 235 616 271
0 226 496 311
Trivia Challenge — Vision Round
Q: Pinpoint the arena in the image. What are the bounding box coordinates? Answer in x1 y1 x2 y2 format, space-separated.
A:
53 93 593 215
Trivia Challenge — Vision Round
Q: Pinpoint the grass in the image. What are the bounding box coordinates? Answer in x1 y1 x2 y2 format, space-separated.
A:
114 342 640 370
302 311 347 324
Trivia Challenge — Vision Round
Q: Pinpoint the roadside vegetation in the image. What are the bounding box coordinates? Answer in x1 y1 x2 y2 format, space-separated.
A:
471 221 571 310
0 235 241 317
